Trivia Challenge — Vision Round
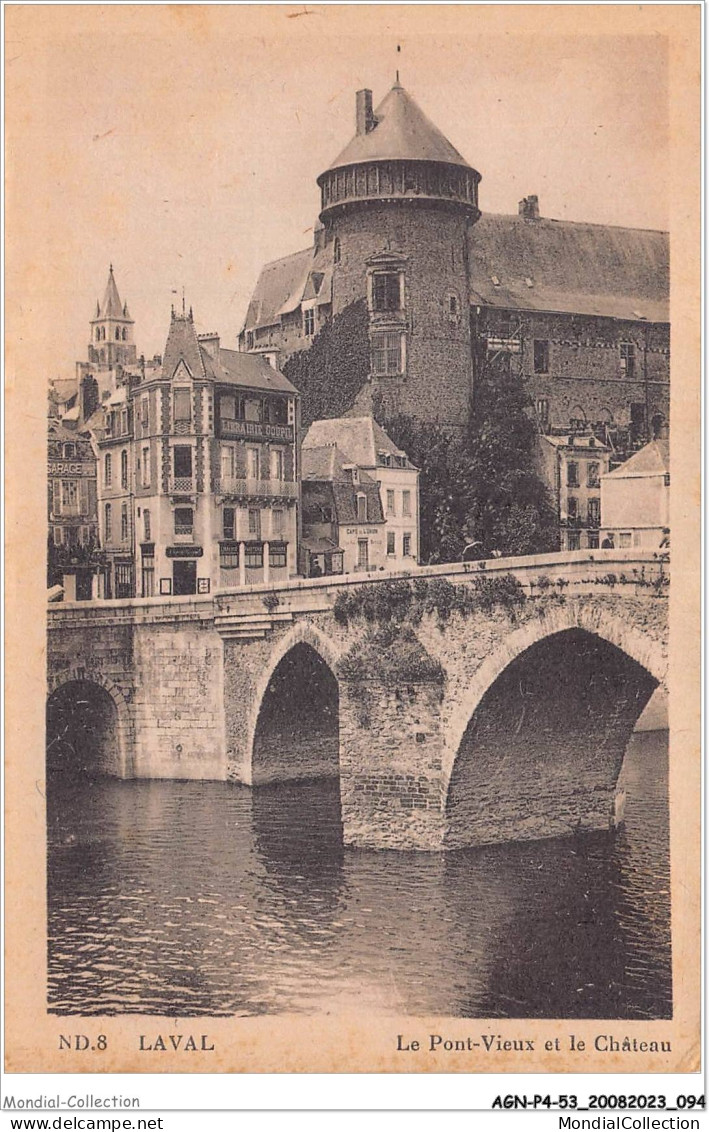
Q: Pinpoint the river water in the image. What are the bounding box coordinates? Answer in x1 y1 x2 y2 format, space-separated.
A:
47 730 671 1019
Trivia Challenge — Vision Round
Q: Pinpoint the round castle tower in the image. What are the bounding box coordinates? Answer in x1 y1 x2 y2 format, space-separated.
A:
317 81 481 425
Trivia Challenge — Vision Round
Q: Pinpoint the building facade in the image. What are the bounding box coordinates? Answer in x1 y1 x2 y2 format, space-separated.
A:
600 439 670 551
303 416 419 568
535 434 611 551
47 420 100 599
301 444 386 577
239 83 669 451
96 309 300 598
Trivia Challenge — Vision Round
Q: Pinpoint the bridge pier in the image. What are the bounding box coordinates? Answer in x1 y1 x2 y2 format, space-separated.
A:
339 679 447 851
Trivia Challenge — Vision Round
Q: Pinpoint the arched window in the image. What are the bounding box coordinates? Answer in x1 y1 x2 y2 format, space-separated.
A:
120 502 128 542
95 327 101 342
115 327 121 340
104 453 112 486
122 327 127 340
120 449 128 490
333 237 341 265
104 502 112 542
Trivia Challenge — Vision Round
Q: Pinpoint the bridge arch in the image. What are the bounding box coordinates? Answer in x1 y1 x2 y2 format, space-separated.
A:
46 670 134 778
247 623 342 786
443 603 665 847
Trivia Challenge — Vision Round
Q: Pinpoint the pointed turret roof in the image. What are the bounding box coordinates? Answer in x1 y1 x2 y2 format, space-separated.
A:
160 310 207 381
326 82 471 172
96 265 132 321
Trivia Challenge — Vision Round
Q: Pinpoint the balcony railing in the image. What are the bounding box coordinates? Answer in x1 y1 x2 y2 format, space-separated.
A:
169 476 195 493
217 477 298 500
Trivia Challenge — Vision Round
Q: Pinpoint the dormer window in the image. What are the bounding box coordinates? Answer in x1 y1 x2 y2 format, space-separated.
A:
303 308 315 337
62 443 76 458
356 492 367 521
372 271 402 312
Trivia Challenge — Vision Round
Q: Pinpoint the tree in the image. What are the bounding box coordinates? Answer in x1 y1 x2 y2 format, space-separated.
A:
381 355 557 563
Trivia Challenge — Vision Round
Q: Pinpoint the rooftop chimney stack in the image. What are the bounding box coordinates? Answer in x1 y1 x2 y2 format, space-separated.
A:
356 89 375 136
519 194 540 220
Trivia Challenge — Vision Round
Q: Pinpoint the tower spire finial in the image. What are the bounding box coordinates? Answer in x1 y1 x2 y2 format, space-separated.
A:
395 43 402 86
182 286 186 317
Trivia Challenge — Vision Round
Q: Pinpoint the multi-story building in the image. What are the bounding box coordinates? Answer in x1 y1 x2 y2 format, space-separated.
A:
301 444 386 576
95 307 301 598
600 439 670 550
535 433 611 551
47 419 100 599
303 416 419 568
239 82 669 449
96 382 136 598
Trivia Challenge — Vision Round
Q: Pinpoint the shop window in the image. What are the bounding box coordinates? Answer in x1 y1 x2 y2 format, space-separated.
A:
220 544 239 569
619 532 632 548
402 532 412 557
620 342 636 378
371 272 402 312
371 331 403 376
245 543 263 569
104 453 112 486
303 309 315 337
402 490 412 517
174 507 193 536
386 489 395 516
269 543 287 569
587 531 599 550
387 531 396 556
223 507 235 540
533 339 549 374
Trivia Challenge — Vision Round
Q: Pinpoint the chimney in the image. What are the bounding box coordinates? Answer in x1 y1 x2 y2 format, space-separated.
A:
518 194 540 220
198 332 220 359
356 89 375 136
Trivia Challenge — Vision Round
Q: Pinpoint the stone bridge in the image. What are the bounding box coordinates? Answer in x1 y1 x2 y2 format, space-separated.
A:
46 550 669 850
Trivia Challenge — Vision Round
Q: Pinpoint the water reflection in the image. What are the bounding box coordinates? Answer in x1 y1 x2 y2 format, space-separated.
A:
47 731 671 1018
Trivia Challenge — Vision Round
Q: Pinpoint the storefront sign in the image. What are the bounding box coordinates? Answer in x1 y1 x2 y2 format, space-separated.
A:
166 546 204 558
345 527 380 536
197 578 211 594
220 420 293 443
47 462 95 477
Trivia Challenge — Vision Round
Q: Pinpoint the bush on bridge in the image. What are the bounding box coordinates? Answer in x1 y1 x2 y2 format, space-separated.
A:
337 625 445 686
332 574 526 629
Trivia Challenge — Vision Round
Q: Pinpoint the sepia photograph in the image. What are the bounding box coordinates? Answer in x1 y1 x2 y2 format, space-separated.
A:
4 2 700 1076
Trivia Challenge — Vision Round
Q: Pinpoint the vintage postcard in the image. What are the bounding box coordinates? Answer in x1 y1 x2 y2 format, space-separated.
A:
4 3 701 1078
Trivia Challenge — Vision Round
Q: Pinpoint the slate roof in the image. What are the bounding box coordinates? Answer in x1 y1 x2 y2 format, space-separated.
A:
603 439 670 478
324 83 472 172
302 445 385 525
303 417 413 468
468 214 669 322
160 313 297 394
242 212 669 332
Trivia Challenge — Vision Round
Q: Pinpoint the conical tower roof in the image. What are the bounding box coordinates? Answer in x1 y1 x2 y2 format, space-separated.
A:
160 309 207 381
98 264 128 320
326 82 471 172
